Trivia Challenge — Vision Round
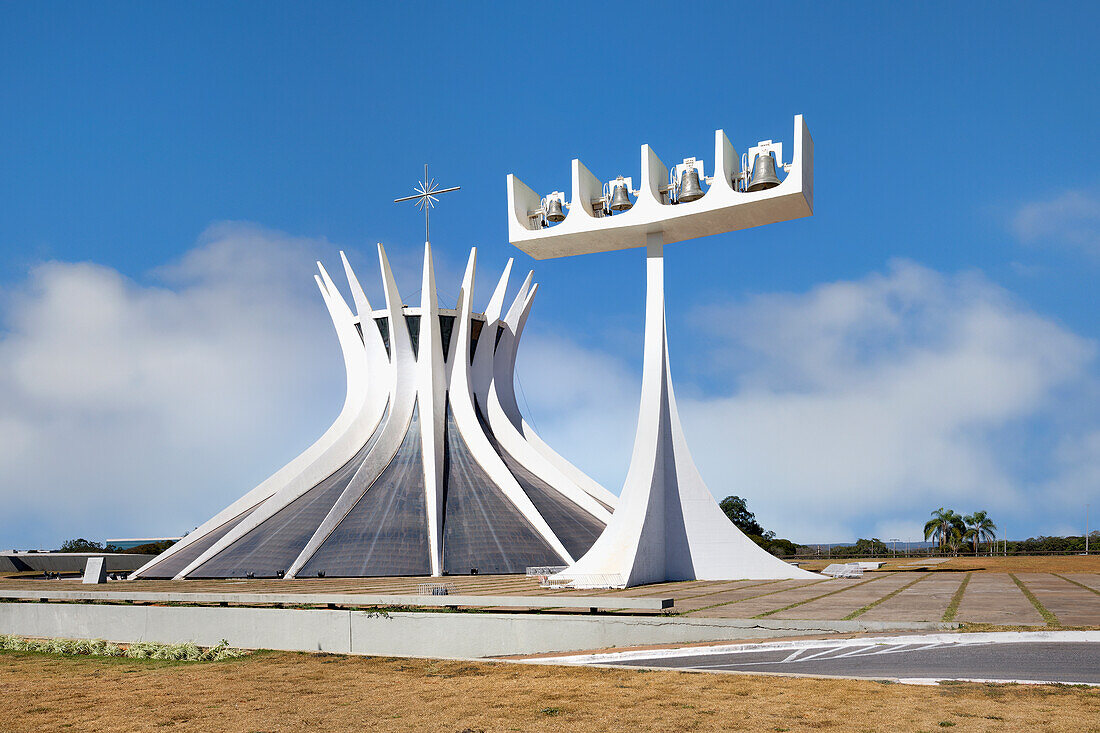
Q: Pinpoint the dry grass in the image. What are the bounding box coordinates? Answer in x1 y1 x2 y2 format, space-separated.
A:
2 649 1097 732
797 555 1100 574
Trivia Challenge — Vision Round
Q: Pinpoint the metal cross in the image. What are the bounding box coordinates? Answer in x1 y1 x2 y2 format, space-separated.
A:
394 164 461 243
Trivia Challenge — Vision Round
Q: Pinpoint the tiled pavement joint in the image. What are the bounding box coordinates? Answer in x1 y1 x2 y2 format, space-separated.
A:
681 579 782 600
682 579 832 616
1053 573 1100 597
1009 573 1060 627
842 572 933 621
752 574 892 619
942 572 972 622
655 581 787 611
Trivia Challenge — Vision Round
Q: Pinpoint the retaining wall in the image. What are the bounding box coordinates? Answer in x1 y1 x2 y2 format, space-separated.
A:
0 602 955 658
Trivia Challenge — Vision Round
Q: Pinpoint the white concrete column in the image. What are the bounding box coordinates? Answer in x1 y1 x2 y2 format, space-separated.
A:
555 235 819 586
448 249 574 564
417 242 447 577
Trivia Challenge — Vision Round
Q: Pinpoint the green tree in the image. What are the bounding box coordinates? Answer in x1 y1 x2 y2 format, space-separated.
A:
924 508 966 555
963 510 997 554
104 540 176 555
924 508 950 553
853 538 889 556
719 496 766 537
943 523 964 555
946 510 966 555
58 538 104 553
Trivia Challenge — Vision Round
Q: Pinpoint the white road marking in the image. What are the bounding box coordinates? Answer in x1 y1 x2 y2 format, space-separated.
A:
691 642 950 669
529 631 1100 667
790 646 854 662
831 645 879 658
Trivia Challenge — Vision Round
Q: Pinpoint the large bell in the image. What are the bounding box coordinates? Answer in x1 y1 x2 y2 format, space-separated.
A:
746 152 781 192
545 197 565 222
678 166 705 202
608 182 633 211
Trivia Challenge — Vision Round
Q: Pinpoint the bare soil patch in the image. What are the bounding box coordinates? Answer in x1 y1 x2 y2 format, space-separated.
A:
2 649 1097 732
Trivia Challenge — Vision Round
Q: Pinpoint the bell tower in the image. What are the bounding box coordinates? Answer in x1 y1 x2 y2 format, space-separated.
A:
507 116 820 587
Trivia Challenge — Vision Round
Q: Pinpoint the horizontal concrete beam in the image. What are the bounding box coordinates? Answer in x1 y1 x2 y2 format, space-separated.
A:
0 602 955 658
0 589 673 612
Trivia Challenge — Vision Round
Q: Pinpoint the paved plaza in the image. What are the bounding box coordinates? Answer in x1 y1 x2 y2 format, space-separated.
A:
2 559 1098 627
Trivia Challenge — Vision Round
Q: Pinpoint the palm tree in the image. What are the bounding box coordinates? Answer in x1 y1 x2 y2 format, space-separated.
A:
925 508 969 555
924 508 951 554
945 510 966 556
944 525 965 556
964 511 997 555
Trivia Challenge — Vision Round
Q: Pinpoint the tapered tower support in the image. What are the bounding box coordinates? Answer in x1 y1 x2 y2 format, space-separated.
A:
555 234 818 587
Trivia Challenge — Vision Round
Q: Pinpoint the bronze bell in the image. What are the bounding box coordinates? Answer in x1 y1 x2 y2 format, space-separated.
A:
678 166 705 202
608 182 633 211
545 197 566 222
746 152 781 192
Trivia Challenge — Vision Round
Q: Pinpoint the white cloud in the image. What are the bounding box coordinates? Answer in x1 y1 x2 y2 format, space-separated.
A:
3 234 1098 549
514 331 639 488
0 224 351 547
1011 189 1100 258
0 225 563 549
525 260 1100 543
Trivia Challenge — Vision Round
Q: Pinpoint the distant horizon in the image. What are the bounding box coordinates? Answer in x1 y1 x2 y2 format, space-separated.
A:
12 535 1100 555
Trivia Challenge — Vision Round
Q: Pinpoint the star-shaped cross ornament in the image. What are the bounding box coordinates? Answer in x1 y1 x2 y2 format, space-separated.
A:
394 164 461 243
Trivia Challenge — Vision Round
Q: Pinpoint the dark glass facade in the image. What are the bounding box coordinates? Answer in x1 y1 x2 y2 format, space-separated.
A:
475 401 605 560
442 402 561 574
374 316 390 356
300 405 430 577
139 504 261 579
186 403 391 578
154 376 607 578
405 314 421 358
439 314 455 358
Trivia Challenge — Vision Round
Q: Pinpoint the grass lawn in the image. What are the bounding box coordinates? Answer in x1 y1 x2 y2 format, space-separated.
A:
2 648 1097 732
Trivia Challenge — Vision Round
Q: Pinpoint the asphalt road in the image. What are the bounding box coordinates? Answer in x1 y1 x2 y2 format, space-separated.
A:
597 641 1100 684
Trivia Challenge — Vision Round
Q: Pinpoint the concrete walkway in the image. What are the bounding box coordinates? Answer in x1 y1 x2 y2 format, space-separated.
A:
2 571 1097 626
859 573 965 622
1015 573 1100 626
957 574 1044 625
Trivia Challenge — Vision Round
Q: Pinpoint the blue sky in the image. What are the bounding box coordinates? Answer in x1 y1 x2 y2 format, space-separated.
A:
1 2 1098 548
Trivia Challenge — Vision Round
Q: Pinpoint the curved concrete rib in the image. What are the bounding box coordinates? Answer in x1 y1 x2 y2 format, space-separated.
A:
469 257 512 401
142 243 614 581
487 271 531 431
284 243 420 578
341 250 392 426
137 262 382 580
447 248 573 565
481 284 612 523
417 242 447 576
489 276 619 510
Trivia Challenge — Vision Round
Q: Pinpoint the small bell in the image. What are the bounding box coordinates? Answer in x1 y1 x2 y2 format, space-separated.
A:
608 182 633 211
677 166 705 202
545 197 566 222
746 152 781 192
